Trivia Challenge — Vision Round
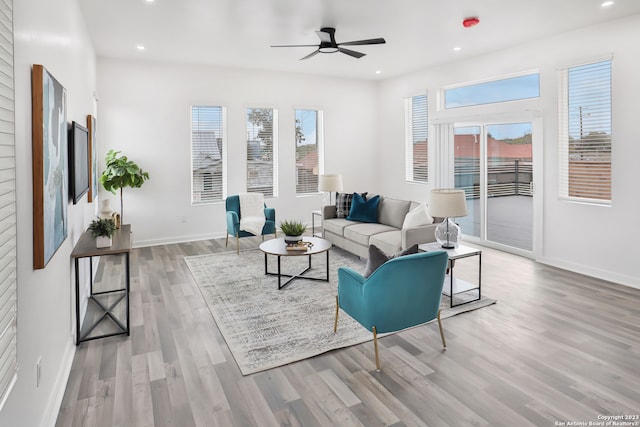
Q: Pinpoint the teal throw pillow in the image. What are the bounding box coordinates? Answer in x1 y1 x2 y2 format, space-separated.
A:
347 193 380 223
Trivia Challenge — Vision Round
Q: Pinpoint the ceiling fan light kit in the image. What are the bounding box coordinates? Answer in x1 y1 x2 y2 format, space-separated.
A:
271 27 386 60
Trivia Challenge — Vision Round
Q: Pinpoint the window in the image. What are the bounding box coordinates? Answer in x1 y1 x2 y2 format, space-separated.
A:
405 94 428 182
246 108 278 197
558 60 612 204
445 73 540 109
0 0 16 409
191 106 226 204
295 109 322 194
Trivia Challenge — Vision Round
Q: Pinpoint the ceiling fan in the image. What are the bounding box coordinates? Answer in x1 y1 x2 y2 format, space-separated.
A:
271 27 386 60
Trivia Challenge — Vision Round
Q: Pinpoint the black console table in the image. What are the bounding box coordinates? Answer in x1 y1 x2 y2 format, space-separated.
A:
71 224 131 345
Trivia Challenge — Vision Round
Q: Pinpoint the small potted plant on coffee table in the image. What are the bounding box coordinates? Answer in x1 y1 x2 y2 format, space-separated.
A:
280 220 306 244
88 217 117 248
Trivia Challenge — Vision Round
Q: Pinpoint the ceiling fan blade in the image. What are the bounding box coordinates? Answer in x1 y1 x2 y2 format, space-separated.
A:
339 38 386 46
271 44 320 48
338 47 366 58
300 50 320 60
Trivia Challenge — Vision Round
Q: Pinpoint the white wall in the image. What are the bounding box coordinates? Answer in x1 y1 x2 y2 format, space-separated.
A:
96 59 378 246
376 14 640 288
0 0 97 425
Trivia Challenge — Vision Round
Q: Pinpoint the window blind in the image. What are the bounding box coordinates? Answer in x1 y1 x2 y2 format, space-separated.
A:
405 94 428 182
191 106 226 204
295 109 321 195
558 60 612 204
246 108 277 197
0 0 16 410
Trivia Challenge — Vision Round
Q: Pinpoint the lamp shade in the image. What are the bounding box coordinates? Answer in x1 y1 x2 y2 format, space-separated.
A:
429 189 468 218
318 174 343 193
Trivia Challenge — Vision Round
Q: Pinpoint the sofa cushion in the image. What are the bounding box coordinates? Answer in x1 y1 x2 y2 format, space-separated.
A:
378 197 412 229
323 218 358 237
363 244 419 278
347 194 380 223
344 223 397 247
402 202 434 229
335 192 367 218
369 230 402 255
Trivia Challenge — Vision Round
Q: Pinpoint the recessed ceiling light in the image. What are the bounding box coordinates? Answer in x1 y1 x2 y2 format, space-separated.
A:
145 0 154 3
453 46 462 52
375 70 382 74
601 1 614 7
136 45 145 51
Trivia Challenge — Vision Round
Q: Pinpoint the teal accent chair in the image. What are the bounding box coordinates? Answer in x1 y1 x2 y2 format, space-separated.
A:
334 250 448 370
225 195 276 254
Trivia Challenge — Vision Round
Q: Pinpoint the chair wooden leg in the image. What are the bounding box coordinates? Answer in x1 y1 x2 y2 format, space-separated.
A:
225 232 229 247
236 235 240 255
372 326 380 371
333 296 339 333
437 309 447 349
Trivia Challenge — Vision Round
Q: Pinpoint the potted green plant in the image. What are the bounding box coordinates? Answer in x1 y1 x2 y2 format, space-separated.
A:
100 149 150 225
279 220 306 244
88 217 117 248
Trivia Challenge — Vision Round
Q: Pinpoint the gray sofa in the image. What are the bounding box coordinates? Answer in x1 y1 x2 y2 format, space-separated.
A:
322 196 441 259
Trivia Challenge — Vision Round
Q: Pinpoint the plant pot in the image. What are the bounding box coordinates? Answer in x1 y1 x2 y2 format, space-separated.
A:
284 235 303 244
96 236 112 248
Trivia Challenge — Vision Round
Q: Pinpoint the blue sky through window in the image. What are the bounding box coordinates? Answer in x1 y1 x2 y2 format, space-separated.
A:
295 109 317 146
568 60 611 139
445 74 540 109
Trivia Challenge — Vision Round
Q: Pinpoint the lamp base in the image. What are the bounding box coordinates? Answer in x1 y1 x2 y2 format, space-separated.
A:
435 218 461 249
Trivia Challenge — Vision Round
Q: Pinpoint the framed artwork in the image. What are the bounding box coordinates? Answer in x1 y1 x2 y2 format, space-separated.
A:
32 64 68 269
87 114 98 202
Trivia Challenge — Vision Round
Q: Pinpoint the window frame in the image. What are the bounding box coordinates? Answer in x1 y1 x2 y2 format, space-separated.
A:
0 0 16 410
294 108 324 196
405 93 429 183
246 107 278 198
190 105 227 205
441 70 540 110
557 58 612 206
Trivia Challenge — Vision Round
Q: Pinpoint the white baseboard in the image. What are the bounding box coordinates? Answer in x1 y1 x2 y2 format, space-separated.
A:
41 337 76 427
537 255 640 290
133 232 226 248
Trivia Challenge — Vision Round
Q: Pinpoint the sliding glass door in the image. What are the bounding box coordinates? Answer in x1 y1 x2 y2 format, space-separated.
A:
454 121 534 252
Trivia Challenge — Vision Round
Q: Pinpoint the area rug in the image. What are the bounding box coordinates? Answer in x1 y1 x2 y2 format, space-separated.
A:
185 248 496 375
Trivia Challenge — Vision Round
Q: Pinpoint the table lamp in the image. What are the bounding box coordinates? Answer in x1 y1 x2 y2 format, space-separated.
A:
318 174 343 205
429 189 468 249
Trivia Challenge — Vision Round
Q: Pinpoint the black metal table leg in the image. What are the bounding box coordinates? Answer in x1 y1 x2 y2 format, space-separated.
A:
125 252 130 336
75 258 81 345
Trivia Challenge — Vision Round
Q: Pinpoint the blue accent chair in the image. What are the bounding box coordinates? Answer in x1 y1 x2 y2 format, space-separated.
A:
225 195 276 254
334 250 448 370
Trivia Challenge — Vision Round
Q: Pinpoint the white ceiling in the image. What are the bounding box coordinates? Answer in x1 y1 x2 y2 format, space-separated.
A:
80 0 640 80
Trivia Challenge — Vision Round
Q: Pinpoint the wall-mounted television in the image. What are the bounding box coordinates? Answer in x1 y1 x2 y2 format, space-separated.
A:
69 121 90 204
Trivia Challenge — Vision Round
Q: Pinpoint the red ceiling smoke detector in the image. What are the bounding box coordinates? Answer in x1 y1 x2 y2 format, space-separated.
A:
462 17 480 28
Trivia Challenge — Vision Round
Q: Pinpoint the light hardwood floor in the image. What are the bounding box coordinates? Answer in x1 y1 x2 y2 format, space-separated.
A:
56 237 640 426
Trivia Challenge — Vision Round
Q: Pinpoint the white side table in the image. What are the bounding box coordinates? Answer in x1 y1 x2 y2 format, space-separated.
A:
418 242 482 307
311 210 323 237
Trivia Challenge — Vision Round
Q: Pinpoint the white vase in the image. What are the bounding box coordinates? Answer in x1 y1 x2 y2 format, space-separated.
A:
99 199 114 219
96 235 112 248
284 235 303 244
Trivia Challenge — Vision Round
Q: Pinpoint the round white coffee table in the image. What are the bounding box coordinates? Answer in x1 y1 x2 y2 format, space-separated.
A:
258 236 332 289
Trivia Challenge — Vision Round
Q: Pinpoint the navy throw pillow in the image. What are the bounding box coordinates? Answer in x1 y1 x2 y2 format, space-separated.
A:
347 193 380 223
